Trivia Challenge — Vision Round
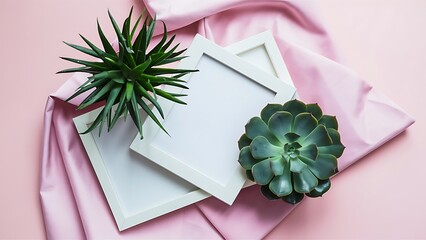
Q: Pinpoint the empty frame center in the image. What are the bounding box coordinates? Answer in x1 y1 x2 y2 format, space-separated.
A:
151 54 275 186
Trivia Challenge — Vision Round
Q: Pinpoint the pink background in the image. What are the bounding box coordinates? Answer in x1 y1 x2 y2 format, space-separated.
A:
1 0 425 239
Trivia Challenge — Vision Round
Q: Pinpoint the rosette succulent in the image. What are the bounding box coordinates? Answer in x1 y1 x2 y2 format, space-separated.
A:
58 8 196 137
238 99 345 204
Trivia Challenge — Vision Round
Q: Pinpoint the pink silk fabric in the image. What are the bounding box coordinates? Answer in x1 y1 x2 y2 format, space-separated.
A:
40 1 414 239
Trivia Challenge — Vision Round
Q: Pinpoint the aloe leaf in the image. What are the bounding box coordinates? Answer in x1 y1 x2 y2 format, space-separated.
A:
81 108 105 134
252 160 274 185
97 19 116 55
302 125 332 146
79 34 116 65
260 104 283 123
63 41 98 58
160 34 176 52
238 146 258 170
269 166 292 197
135 95 169 135
108 9 127 49
60 57 108 70
147 21 168 56
306 179 331 198
293 113 318 138
102 85 121 128
56 67 98 74
134 17 148 62
134 82 164 118
293 168 317 193
66 77 110 102
168 48 186 58
250 136 283 159
122 6 133 47
130 10 144 40
149 67 198 75
283 99 307 117
132 57 152 73
282 189 304 205
78 81 115 109
306 103 323 120
125 82 134 102
109 88 127 130
268 111 293 144
238 134 251 150
128 93 143 137
157 56 187 65
145 15 156 47
155 88 186 105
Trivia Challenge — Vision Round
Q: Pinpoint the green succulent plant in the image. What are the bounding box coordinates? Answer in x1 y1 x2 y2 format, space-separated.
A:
238 99 345 204
58 7 196 137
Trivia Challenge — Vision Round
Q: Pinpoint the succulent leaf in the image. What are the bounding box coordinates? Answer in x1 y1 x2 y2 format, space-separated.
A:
59 8 194 137
237 100 345 204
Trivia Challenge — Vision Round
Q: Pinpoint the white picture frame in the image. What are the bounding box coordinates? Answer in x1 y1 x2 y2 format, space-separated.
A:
130 34 296 205
73 31 296 231
73 108 211 231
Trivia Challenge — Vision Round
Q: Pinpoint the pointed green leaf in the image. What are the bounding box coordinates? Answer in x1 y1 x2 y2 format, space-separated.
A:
134 82 164 118
97 19 116 55
155 88 186 105
63 41 98 57
135 95 169 135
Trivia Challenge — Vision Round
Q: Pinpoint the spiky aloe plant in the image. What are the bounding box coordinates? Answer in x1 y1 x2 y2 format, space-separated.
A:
58 7 196 137
238 100 345 204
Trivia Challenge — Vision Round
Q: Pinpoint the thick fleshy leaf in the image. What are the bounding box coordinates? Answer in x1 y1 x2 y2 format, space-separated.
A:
238 146 258 170
299 154 337 180
299 144 318 160
261 185 280 200
261 104 283 122
250 136 283 159
155 88 186 105
246 170 254 181
293 168 318 193
268 111 293 144
302 125 332 146
270 156 285 176
269 166 292 197
306 103 322 120
293 113 318 137
282 99 306 116
289 158 307 173
284 132 300 143
282 190 304 205
238 134 251 150
252 160 274 185
319 115 338 130
306 179 331 197
245 117 279 145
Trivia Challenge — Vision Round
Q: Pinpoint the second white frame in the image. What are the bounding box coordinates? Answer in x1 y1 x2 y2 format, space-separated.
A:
131 33 296 205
